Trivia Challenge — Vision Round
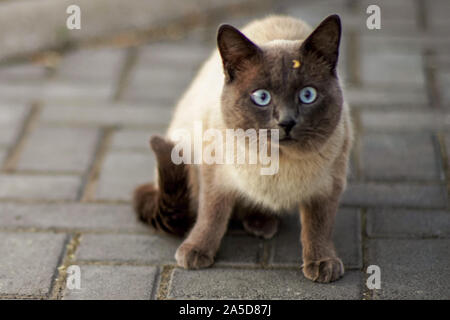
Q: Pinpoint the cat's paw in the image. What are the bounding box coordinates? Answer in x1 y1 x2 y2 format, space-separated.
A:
302 257 344 283
175 242 214 269
243 214 279 239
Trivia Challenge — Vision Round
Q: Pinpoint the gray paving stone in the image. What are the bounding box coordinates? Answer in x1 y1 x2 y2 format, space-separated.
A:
0 174 81 200
63 265 158 300
438 70 450 107
0 104 29 145
345 87 427 108
76 233 180 264
366 209 450 238
122 41 209 106
56 48 125 83
342 182 447 208
16 126 99 172
270 209 362 269
95 151 155 201
42 80 113 102
40 104 172 127
111 128 165 150
361 50 425 87
0 202 147 232
361 133 440 181
367 239 450 299
427 0 450 31
360 111 445 131
76 233 263 266
168 268 362 299
0 82 43 103
0 148 7 166
215 235 264 266
0 232 67 296
0 63 48 81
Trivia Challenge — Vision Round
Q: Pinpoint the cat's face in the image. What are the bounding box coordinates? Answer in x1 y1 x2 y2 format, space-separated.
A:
218 15 343 153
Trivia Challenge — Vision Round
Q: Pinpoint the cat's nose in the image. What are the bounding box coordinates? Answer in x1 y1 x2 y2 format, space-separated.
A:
278 118 296 135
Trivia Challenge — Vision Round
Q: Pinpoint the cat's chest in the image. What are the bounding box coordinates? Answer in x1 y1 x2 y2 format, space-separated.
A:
224 157 332 211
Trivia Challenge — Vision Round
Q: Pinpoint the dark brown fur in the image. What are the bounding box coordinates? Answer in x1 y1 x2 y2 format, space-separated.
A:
133 136 194 236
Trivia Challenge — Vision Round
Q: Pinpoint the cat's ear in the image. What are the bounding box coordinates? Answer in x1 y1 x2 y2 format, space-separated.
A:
300 14 341 72
217 24 262 82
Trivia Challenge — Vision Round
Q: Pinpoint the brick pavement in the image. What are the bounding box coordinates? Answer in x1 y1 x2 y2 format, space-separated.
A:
0 0 449 300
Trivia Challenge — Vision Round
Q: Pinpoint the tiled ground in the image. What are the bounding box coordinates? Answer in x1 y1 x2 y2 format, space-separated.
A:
0 0 449 300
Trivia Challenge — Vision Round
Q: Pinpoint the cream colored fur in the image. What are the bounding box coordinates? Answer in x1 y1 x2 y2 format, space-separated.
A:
167 15 353 212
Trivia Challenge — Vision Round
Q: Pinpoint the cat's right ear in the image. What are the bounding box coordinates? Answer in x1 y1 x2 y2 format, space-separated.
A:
217 24 262 82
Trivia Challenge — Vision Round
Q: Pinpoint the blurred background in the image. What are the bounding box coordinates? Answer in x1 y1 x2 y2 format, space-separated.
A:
0 0 449 300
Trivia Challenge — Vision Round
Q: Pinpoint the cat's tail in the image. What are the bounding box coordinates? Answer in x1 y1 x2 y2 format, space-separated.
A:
133 135 193 237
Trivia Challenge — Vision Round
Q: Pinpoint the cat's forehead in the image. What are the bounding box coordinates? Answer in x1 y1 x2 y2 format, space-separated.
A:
255 40 330 88
260 40 302 61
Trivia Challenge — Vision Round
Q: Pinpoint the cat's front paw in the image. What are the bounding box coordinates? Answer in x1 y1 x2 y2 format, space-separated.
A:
302 257 344 283
175 242 214 269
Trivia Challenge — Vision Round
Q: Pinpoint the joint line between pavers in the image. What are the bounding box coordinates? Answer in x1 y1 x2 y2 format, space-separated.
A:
156 265 175 300
78 126 115 202
113 47 138 101
416 0 428 31
1 101 42 172
49 233 82 300
423 49 441 109
436 133 450 208
347 30 361 88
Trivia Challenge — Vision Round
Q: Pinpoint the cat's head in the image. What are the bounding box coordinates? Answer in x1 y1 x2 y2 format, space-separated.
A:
217 15 343 153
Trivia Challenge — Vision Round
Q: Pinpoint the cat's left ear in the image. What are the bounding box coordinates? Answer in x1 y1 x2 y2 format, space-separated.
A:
300 14 341 72
217 24 262 82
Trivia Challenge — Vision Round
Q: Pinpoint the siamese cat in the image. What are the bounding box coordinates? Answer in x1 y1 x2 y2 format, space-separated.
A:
134 14 353 283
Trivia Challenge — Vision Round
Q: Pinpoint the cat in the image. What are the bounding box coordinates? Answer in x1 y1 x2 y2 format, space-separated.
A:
134 14 353 283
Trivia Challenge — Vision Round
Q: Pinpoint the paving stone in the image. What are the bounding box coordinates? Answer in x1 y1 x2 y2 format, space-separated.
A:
40 104 172 127
0 174 81 200
345 87 427 108
215 235 264 266
0 104 29 145
367 239 450 299
427 0 450 32
0 202 147 232
16 126 99 172
95 151 155 201
438 70 450 107
270 209 362 269
122 41 209 106
366 209 450 238
0 63 48 81
168 268 362 299
360 111 445 131
111 128 165 150
63 265 158 300
0 82 43 103
42 80 113 102
76 233 180 264
0 148 7 166
0 232 67 296
342 182 447 208
76 232 263 266
361 133 440 181
56 48 125 83
361 50 425 87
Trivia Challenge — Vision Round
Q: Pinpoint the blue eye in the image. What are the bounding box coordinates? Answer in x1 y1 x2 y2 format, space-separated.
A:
299 87 317 104
251 89 271 106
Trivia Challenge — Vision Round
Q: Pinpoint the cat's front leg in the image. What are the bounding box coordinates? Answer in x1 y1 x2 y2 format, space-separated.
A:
175 168 235 269
299 181 344 283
